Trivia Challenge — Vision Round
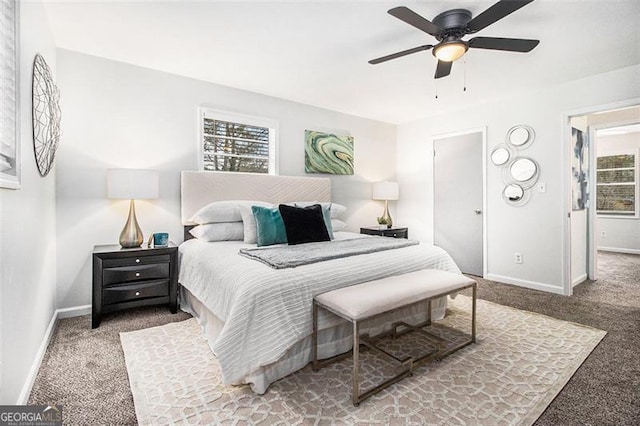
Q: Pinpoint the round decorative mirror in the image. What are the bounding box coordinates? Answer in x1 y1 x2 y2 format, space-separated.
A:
491 147 510 165
506 125 534 148
503 184 524 202
32 54 61 177
510 158 537 182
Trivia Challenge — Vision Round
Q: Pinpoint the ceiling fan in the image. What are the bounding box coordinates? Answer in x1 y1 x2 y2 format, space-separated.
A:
369 0 540 79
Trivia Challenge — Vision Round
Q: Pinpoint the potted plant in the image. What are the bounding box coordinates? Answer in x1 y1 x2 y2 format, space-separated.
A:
377 217 389 230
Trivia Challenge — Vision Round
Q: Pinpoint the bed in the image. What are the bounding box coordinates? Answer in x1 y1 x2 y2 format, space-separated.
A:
178 171 461 394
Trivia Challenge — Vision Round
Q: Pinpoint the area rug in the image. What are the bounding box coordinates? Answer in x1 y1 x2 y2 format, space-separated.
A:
120 296 605 425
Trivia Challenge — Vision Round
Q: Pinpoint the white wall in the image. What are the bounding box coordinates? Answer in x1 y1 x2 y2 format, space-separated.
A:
55 49 397 309
570 116 588 285
397 64 640 294
596 132 640 253
0 1 57 404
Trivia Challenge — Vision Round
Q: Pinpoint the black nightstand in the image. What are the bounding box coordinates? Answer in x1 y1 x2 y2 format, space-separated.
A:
360 227 409 239
92 243 178 328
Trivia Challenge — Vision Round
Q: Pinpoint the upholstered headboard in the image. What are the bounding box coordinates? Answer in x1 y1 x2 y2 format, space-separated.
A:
181 171 332 226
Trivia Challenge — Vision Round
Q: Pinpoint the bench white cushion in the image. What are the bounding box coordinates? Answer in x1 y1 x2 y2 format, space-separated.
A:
315 269 476 321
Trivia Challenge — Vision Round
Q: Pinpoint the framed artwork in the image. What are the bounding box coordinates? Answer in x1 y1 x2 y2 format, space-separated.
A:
304 130 354 175
571 127 589 210
0 0 20 189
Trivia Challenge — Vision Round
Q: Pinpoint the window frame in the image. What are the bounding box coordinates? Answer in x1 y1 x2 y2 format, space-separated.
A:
596 148 639 219
198 107 278 175
0 0 20 189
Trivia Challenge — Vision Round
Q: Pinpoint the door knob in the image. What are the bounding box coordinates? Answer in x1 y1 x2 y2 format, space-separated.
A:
474 209 482 215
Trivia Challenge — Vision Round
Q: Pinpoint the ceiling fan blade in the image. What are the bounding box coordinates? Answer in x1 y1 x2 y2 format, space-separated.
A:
369 45 434 64
467 0 535 33
434 60 452 79
388 6 442 36
468 36 539 52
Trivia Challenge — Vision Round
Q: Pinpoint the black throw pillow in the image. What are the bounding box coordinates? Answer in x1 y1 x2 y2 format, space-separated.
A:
278 204 331 245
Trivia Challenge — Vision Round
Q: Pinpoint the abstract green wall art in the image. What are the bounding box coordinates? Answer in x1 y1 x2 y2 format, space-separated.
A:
304 130 354 175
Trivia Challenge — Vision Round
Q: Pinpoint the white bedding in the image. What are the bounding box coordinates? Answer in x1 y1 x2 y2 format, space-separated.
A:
178 232 461 392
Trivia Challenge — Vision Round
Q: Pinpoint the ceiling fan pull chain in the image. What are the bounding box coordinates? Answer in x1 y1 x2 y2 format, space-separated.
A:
435 80 439 99
463 59 467 92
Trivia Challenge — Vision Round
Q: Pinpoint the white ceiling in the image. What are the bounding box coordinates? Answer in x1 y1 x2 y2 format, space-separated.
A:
42 0 640 124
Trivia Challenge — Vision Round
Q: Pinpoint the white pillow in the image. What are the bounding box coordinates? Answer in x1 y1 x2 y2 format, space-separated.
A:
292 201 347 219
330 203 347 219
239 203 274 244
189 223 244 242
331 219 347 231
189 200 271 224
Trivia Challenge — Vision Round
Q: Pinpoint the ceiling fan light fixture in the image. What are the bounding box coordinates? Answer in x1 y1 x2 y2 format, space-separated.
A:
433 41 468 62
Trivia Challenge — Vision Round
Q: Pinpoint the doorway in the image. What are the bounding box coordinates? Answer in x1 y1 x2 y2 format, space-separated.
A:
564 101 640 293
433 128 486 276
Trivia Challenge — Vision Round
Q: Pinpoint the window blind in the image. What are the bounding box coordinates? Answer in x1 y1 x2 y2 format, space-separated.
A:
201 109 277 174
0 0 18 185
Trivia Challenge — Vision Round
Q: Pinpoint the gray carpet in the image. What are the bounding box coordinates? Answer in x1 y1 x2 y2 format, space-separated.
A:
29 252 639 425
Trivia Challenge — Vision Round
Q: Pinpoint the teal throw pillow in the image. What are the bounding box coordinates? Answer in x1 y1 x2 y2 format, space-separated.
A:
252 205 288 247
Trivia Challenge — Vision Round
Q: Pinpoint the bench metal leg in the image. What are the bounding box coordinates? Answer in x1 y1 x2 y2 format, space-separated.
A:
436 282 477 360
472 282 477 343
312 302 318 371
352 321 360 406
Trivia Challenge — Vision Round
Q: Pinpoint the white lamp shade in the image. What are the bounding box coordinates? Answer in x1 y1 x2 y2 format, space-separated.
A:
107 169 159 200
372 181 399 201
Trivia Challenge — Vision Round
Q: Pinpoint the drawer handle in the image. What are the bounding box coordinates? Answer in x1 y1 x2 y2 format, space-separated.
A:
135 291 140 296
135 258 140 263
135 272 141 277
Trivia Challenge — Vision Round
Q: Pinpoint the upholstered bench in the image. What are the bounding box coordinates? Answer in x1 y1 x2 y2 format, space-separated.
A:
312 269 477 406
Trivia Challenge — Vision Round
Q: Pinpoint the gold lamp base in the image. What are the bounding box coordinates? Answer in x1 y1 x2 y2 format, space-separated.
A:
380 200 393 229
119 199 143 248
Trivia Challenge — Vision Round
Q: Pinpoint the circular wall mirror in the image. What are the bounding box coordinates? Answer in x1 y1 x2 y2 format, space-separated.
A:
506 125 534 148
510 158 537 182
491 147 510 165
503 184 524 202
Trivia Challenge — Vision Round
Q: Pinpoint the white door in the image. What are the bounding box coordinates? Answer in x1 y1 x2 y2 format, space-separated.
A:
434 131 484 276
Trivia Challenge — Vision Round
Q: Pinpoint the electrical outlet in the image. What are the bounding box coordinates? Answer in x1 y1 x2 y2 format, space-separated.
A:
601 231 607 237
514 253 523 264
537 182 546 193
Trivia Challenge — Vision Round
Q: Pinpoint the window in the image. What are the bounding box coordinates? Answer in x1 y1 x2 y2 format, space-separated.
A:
0 0 20 189
199 108 277 174
596 153 637 216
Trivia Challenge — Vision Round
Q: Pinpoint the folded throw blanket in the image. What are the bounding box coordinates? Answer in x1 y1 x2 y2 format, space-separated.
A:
239 236 419 269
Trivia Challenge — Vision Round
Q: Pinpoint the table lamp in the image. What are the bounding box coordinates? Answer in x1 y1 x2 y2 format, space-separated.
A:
107 169 159 248
372 181 399 228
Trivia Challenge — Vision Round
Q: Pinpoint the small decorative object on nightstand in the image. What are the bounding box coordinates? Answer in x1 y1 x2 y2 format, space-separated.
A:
92 243 178 328
360 226 408 239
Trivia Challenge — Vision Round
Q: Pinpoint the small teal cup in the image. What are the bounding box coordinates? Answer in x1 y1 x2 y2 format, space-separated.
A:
153 232 169 247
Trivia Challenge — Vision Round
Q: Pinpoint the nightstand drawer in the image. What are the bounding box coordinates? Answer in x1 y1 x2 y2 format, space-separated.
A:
103 254 170 268
384 230 407 238
103 280 169 305
103 263 169 285
360 227 408 239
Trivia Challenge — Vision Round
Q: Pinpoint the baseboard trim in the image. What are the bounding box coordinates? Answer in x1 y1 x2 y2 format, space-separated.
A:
57 304 91 319
598 246 640 255
17 304 92 404
572 274 588 287
16 310 57 404
484 274 566 295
